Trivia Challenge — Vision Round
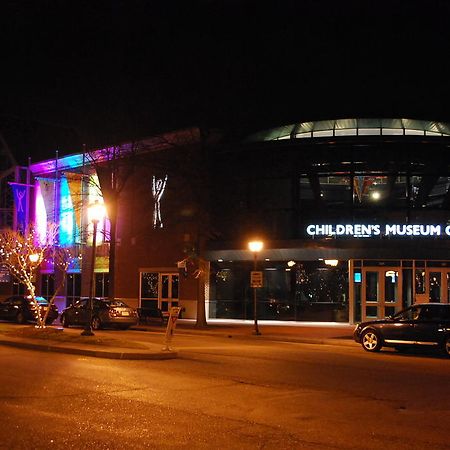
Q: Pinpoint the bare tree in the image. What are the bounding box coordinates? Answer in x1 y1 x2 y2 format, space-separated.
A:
0 224 72 328
141 127 219 328
83 142 140 300
82 128 218 327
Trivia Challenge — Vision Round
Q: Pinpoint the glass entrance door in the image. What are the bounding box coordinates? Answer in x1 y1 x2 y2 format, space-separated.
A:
160 274 179 312
140 272 179 311
416 268 450 303
362 267 402 321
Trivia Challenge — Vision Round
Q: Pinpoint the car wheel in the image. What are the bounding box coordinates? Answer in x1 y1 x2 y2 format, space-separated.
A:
444 336 450 357
16 311 27 324
91 316 102 330
61 315 70 328
361 329 382 352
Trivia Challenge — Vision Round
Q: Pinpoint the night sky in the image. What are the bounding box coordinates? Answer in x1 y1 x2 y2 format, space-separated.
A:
2 0 450 161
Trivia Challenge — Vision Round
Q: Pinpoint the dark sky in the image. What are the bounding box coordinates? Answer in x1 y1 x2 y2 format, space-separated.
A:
2 0 450 157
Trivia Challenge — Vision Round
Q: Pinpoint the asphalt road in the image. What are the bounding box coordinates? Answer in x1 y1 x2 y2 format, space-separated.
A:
0 330 449 449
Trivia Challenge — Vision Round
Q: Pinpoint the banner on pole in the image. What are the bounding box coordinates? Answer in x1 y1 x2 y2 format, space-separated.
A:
10 183 28 233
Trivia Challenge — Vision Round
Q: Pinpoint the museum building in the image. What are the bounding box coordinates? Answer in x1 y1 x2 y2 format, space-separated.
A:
2 118 450 324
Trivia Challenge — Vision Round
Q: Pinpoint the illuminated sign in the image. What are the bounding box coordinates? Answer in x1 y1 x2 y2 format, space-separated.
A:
306 224 450 237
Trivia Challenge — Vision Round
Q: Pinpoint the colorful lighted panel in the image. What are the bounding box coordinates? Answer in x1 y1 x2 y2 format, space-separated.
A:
34 173 108 247
88 173 108 244
34 181 47 245
59 175 76 246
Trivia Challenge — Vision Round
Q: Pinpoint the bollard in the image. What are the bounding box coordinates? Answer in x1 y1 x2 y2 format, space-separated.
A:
162 306 182 351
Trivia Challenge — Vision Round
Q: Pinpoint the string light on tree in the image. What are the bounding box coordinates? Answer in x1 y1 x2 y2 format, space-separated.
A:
0 224 73 328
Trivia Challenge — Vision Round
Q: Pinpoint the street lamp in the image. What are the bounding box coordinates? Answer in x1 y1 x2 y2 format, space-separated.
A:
248 240 264 335
81 201 105 336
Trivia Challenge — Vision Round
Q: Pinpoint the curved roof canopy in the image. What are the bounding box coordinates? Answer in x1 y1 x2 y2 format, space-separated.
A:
246 118 450 142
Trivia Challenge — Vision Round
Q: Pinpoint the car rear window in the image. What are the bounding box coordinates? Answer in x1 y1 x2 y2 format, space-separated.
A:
108 300 129 308
27 297 48 305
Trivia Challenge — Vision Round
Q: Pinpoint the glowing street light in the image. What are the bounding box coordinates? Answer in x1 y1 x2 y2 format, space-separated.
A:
81 201 105 337
248 240 264 335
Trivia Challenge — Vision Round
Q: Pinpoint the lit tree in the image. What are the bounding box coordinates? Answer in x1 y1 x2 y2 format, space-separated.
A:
0 224 72 328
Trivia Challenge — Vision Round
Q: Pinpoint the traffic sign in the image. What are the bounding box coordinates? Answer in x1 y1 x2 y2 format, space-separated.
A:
250 271 263 288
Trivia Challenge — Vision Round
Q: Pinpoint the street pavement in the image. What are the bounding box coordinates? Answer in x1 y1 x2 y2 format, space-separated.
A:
0 319 356 359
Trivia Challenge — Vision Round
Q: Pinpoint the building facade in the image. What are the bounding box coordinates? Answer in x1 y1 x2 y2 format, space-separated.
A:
2 118 450 324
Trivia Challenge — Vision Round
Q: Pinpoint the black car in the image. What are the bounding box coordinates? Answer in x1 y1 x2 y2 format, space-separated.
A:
354 303 450 356
61 298 138 330
0 295 59 325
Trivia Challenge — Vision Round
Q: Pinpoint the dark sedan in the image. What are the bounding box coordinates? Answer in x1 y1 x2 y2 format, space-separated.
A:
61 298 138 330
354 303 450 356
0 295 59 325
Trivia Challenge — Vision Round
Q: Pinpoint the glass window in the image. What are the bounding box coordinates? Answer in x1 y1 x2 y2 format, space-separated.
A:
313 130 333 138
95 273 109 298
429 272 441 302
447 273 450 303
415 270 425 294
384 271 398 303
366 272 379 302
172 275 179 299
335 129 357 136
419 305 442 320
382 128 403 135
385 306 396 317
41 274 55 298
13 281 26 295
141 272 158 299
319 176 351 207
161 275 169 298
404 129 424 136
66 273 81 306
395 306 417 321
358 128 381 135
351 175 411 208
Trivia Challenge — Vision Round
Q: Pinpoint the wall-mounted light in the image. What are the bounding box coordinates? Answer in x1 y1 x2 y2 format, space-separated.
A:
287 260 296 267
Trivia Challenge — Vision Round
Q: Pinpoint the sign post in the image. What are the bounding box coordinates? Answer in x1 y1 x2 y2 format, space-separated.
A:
162 306 182 351
250 271 263 288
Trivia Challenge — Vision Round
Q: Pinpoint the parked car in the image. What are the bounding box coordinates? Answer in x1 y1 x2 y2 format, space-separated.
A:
0 295 58 325
60 298 138 330
354 303 450 356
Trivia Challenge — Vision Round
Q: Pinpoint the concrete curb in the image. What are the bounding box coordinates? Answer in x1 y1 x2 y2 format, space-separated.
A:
132 326 358 348
0 338 177 360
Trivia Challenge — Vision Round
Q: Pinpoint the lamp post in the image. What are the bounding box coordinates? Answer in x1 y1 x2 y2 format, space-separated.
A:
248 240 263 335
81 201 105 336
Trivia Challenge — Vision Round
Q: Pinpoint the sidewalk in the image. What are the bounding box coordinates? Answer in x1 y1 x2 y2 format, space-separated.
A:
0 320 357 360
134 319 357 347
0 326 178 360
